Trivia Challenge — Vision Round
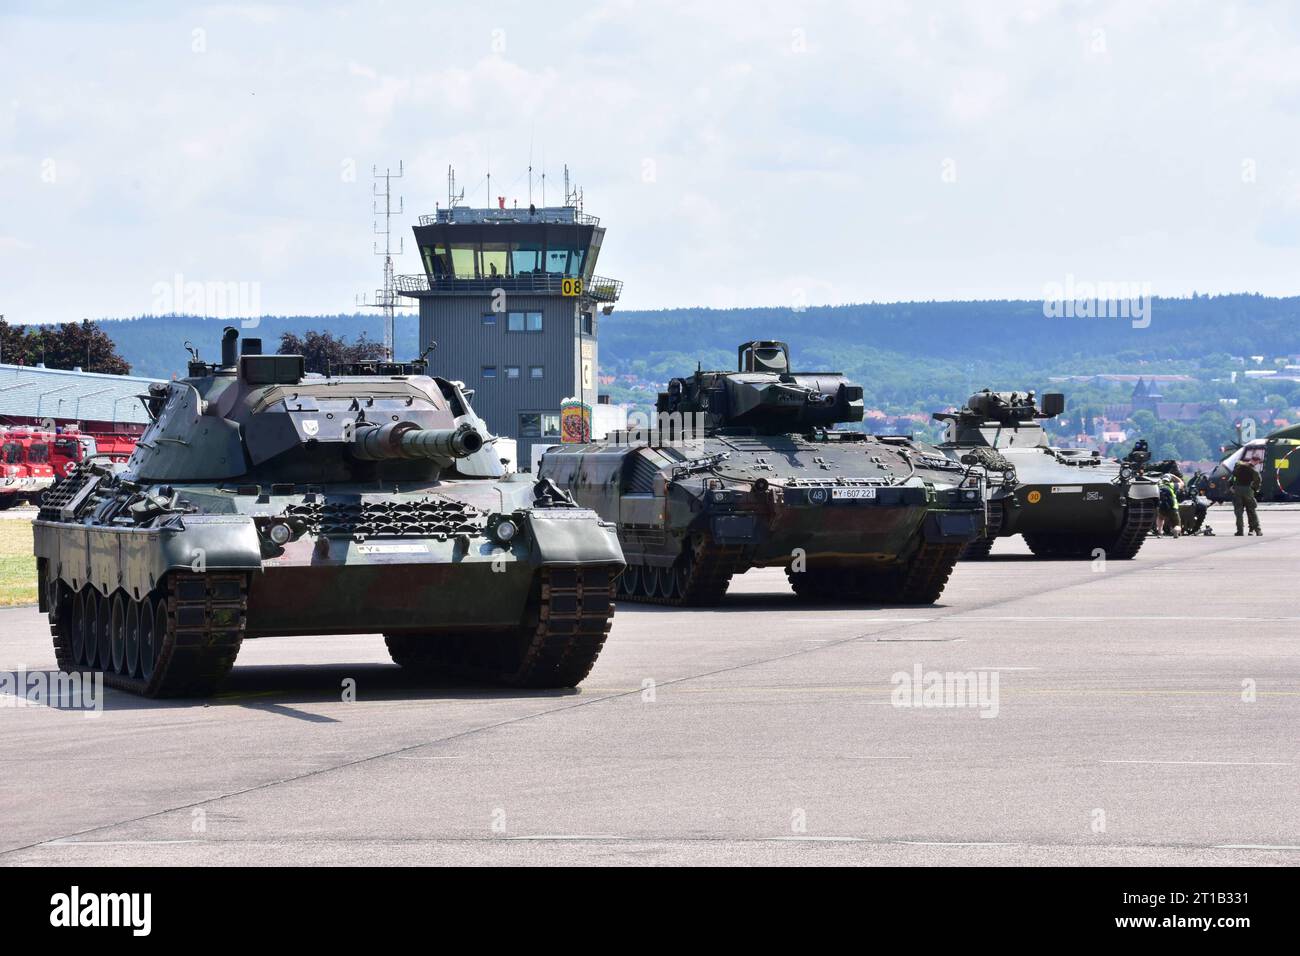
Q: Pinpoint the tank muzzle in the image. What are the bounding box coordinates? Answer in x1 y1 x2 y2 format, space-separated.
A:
351 422 484 461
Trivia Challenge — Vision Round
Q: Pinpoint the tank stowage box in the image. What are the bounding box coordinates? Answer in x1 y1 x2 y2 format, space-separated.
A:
933 389 1158 559
538 341 986 606
32 328 624 697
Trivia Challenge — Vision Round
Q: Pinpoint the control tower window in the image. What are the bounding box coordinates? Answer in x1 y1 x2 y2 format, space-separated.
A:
545 248 570 275
422 244 451 277
450 243 476 278
513 244 542 274
482 242 509 278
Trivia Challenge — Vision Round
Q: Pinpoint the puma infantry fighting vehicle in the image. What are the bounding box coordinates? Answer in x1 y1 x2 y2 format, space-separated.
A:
538 341 985 606
32 328 623 697
933 389 1158 559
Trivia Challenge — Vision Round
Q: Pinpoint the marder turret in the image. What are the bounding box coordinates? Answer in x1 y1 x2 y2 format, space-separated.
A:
31 328 624 697
539 341 987 606
934 388 1158 559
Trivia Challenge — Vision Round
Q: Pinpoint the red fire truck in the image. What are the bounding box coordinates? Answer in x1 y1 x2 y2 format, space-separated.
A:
0 427 56 510
0 427 138 509
48 428 138 479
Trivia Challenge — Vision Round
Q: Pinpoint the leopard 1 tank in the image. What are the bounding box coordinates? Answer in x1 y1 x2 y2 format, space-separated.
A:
32 327 624 697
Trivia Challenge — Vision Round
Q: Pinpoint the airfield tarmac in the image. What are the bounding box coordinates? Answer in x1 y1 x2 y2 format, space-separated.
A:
1 507 1296 866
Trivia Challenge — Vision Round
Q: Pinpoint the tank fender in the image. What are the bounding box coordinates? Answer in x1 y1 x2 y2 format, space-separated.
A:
524 510 625 567
156 514 265 573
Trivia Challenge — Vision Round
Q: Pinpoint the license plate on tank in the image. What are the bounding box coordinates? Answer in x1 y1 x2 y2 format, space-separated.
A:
831 487 877 499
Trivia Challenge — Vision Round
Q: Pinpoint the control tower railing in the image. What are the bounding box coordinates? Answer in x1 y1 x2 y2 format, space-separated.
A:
395 273 622 303
416 209 601 227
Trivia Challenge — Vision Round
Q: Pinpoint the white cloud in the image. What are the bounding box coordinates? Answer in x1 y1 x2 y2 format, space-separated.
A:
1 0 1298 324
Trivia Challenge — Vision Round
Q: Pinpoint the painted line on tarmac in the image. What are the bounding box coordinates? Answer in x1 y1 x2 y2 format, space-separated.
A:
895 841 1022 847
43 839 203 846
1214 844 1300 850
1102 759 1292 767
506 834 626 841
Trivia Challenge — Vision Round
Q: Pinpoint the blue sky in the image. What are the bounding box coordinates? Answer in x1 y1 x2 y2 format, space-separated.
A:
2 0 1299 323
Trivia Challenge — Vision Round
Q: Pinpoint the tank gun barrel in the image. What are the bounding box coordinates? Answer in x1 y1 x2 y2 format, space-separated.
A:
350 422 484 461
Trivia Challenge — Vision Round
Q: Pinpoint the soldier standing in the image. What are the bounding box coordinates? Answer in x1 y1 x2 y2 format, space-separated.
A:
1230 458 1263 536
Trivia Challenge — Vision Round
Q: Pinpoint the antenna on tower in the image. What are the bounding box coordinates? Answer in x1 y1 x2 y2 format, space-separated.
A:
356 161 415 361
447 164 463 211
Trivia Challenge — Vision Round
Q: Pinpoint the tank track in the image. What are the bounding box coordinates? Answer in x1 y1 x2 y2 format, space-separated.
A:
1102 493 1158 559
47 572 248 698
959 499 1005 561
1023 494 1157 561
786 538 964 605
385 564 618 688
616 535 741 606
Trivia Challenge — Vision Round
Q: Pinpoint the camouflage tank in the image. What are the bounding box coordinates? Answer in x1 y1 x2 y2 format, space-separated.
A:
933 389 1158 559
537 341 986 606
32 328 623 697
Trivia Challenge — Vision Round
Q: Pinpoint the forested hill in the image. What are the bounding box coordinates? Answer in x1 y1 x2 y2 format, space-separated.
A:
94 293 1300 383
599 294 1300 377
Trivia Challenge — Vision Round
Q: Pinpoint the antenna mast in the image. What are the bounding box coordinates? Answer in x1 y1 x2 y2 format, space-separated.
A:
357 161 414 361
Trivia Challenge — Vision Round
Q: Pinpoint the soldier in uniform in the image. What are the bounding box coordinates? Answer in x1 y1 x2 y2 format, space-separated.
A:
1230 458 1263 536
1157 475 1181 536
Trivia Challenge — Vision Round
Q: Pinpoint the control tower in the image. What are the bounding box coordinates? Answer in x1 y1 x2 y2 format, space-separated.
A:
397 172 621 469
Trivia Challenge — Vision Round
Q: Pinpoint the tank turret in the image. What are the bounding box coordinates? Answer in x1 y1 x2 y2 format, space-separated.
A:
128 327 484 483
656 340 863 435
932 389 1065 449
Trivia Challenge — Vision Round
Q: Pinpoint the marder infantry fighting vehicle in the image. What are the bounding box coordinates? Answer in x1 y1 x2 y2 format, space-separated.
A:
538 341 985 606
934 389 1158 559
32 328 623 697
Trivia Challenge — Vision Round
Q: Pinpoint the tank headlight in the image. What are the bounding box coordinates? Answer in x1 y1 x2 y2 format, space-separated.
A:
267 522 293 546
494 519 518 543
963 489 977 500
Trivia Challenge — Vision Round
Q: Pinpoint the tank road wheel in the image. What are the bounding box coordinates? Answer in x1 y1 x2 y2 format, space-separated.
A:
618 563 641 599
671 561 691 600
44 578 76 672
66 574 249 697
124 599 142 679
95 591 112 670
139 595 162 682
69 589 88 667
110 593 128 675
657 562 681 601
642 565 664 600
